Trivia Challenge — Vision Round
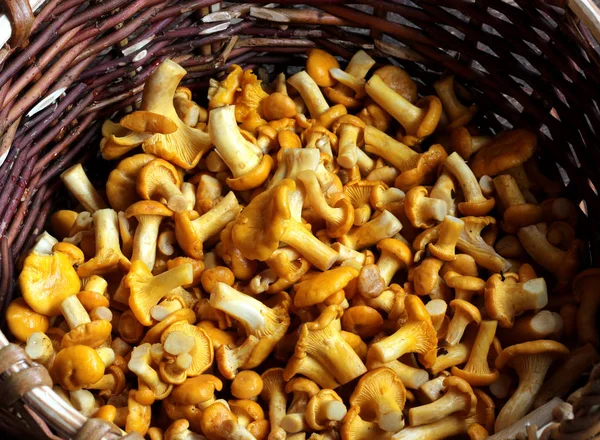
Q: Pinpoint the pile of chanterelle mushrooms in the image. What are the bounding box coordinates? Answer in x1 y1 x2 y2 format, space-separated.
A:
8 48 598 440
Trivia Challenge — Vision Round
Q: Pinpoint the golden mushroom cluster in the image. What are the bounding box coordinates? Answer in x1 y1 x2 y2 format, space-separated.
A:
8 49 597 440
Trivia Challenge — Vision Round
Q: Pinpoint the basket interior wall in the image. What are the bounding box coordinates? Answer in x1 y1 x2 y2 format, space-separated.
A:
0 0 600 437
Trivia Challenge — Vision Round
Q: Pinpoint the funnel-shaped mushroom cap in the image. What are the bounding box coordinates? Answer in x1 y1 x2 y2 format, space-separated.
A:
496 340 569 370
349 367 406 432
161 322 213 376
294 266 359 308
106 154 156 212
120 60 211 169
171 374 222 406
470 129 537 178
341 406 394 440
19 251 80 316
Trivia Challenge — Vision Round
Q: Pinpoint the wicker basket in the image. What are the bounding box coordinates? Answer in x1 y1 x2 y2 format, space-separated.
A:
1 0 600 438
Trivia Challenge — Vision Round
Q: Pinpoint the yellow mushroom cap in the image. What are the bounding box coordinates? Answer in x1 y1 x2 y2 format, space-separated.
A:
52 345 105 391
6 298 50 342
231 370 264 400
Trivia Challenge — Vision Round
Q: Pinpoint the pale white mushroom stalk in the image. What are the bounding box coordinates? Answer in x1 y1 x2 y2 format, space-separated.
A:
25 332 55 368
445 152 492 210
186 191 240 242
60 295 92 330
364 125 419 172
208 105 263 178
60 164 108 213
340 210 403 250
287 70 330 118
270 148 321 188
128 343 171 399
130 214 165 272
331 242 367 266
31 231 58 255
69 390 97 417
297 170 350 232
181 182 196 211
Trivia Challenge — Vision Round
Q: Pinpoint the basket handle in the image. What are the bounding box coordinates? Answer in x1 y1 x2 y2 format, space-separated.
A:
0 0 33 47
567 0 600 43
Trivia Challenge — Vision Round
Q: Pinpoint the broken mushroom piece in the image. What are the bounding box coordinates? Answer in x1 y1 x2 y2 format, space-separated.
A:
232 179 338 271
306 389 347 432
366 74 442 145
444 152 495 216
208 105 274 191
404 186 447 229
288 70 331 118
494 340 569 431
284 305 367 388
408 376 476 426
349 367 406 432
364 126 447 190
445 299 481 346
120 59 212 169
485 273 548 328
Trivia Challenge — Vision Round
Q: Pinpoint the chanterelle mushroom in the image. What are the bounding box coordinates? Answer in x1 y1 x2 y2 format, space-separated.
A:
349 367 406 432
120 59 211 169
494 340 569 431
232 178 338 271
284 305 367 388
470 129 537 178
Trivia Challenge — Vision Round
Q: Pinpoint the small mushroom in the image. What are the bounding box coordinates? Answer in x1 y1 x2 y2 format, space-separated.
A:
231 370 264 400
457 216 508 273
200 400 256 440
339 210 403 251
332 115 366 169
125 200 173 270
25 331 55 368
452 319 499 386
171 374 223 411
128 343 173 400
364 126 447 190
445 299 481 346
294 266 358 308
229 399 269 440
493 174 543 232
349 367 406 432
344 180 382 226
281 378 320 433
60 295 112 348
161 321 213 376
60 163 108 213
174 192 241 259
470 129 537 178
100 120 152 160
408 376 476 426
433 76 477 129
288 70 331 118
164 418 206 440
366 75 442 145
368 295 437 366
404 186 447 229
50 210 79 240
88 365 126 398
485 273 548 328
6 298 50 342
340 406 393 440
137 158 187 212
428 216 464 262
449 127 493 161
444 152 495 216
260 368 288 440
52 345 106 391
106 154 156 212
494 340 569 431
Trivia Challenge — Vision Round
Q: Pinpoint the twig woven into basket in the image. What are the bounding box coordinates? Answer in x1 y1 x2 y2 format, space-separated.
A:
1 0 600 438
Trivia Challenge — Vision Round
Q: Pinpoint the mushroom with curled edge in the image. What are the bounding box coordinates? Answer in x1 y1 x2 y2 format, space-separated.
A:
494 340 569 431
393 389 494 440
60 163 108 213
51 345 106 391
456 216 508 273
200 400 256 440
443 271 485 302
341 406 393 440
126 261 193 326
349 367 406 432
445 299 481 346
160 321 213 377
409 257 451 302
233 69 269 134
470 129 537 178
428 216 464 261
332 115 366 169
493 174 543 232
136 158 187 213
366 74 442 146
368 295 437 367
6 298 49 342
294 266 358 308
324 50 376 109
280 378 320 434
376 238 413 287
208 64 242 109
284 305 367 388
174 192 241 260
444 152 495 216
518 224 582 291
408 376 477 427
216 222 259 282
452 319 499 386
341 306 384 339
229 400 270 440
60 294 112 349
449 127 492 160
572 269 600 347
297 169 354 238
306 389 348 432
262 74 297 121
364 125 447 191
50 209 79 240
485 273 548 328
125 200 173 271
106 153 156 212
363 283 406 320
120 60 212 169
344 180 383 226
210 283 290 370
232 179 338 271
434 76 477 129
288 70 331 119
88 365 126 398
128 343 173 400
404 186 447 229
99 119 152 161
164 419 207 440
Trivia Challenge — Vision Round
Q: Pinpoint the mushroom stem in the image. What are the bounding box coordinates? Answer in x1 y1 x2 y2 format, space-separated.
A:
366 75 424 136
452 320 498 386
340 210 402 251
408 389 468 426
61 295 91 329
149 264 194 296
131 215 162 271
494 174 526 207
288 71 330 118
208 105 261 177
364 126 418 172
61 164 108 213
356 148 376 175
191 192 240 243
337 124 361 169
25 332 55 368
210 283 271 331
369 320 435 363
280 222 339 271
392 415 469 440
445 152 489 205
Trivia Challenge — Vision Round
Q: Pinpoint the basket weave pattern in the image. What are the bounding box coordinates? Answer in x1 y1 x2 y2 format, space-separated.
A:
0 0 600 438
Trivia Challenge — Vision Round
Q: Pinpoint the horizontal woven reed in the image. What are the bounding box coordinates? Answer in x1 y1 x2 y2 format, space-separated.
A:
0 0 600 438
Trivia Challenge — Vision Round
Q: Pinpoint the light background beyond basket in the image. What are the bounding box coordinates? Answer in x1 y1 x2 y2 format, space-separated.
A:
0 0 600 438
